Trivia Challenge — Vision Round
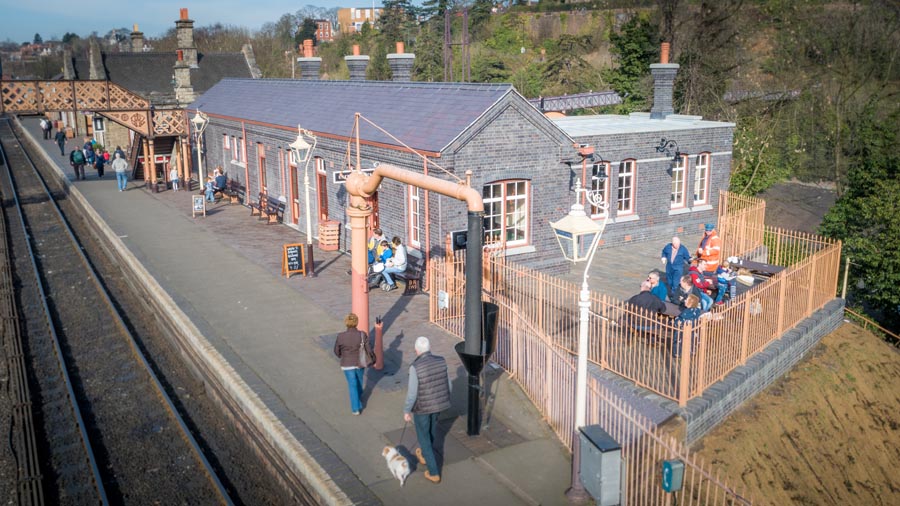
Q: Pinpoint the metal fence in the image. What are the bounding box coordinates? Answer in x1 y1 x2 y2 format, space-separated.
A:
429 258 753 505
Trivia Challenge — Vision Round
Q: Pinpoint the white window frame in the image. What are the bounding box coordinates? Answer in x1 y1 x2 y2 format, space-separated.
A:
223 134 230 160
693 152 710 205
671 154 688 209
589 161 610 219
483 180 530 248
616 159 636 216
408 185 421 249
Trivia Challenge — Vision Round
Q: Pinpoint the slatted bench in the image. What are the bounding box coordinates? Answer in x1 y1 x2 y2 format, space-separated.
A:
249 192 266 217
259 196 286 225
224 180 244 205
394 254 425 296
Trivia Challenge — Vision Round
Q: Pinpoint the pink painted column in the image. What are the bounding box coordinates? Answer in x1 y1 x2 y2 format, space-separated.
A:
347 197 372 333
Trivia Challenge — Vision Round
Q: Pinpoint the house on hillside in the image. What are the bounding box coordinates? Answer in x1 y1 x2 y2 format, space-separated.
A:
186 46 733 272
52 9 260 183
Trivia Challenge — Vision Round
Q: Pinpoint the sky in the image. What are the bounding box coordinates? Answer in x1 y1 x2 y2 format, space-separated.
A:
0 0 378 44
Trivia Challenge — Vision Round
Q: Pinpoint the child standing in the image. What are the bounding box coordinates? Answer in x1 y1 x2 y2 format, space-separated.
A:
169 166 180 191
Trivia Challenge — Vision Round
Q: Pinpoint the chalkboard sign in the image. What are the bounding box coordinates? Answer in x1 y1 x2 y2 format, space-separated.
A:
192 195 206 218
282 243 306 278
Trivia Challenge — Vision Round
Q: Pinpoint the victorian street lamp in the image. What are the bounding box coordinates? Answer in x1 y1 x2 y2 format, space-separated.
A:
289 125 318 277
190 110 209 187
551 177 609 502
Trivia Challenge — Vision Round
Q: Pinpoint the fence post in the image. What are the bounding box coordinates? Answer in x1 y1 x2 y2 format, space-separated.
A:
696 319 708 395
678 321 693 406
739 296 752 365
775 270 787 335
807 253 818 314
599 295 608 369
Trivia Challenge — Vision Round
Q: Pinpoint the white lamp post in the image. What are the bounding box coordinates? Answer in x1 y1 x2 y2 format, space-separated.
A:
289 125 318 276
552 176 609 502
190 110 209 188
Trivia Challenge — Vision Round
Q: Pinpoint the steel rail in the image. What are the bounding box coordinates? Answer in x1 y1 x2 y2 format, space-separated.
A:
0 118 233 505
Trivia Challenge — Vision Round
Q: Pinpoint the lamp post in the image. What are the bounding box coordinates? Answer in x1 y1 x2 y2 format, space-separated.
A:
551 176 609 502
289 125 318 277
190 110 209 188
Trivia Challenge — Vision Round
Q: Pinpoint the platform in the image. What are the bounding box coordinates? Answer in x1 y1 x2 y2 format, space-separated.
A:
17 116 572 506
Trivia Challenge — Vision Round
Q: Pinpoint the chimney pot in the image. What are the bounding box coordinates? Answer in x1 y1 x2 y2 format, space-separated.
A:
660 42 670 64
352 44 360 56
177 49 183 61
395 41 404 54
303 39 314 58
133 24 138 32
180 8 189 20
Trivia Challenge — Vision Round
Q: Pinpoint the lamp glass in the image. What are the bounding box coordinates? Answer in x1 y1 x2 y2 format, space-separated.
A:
551 203 603 263
289 135 311 164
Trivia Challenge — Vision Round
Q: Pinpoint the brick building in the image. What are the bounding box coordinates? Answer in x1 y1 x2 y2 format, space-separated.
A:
187 51 733 272
315 20 335 42
337 7 383 34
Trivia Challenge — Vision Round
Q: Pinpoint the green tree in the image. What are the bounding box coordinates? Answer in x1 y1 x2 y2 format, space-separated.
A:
602 13 659 112
62 32 79 45
542 34 600 95
820 108 900 331
472 51 511 82
295 18 318 46
412 22 444 81
33 33 42 44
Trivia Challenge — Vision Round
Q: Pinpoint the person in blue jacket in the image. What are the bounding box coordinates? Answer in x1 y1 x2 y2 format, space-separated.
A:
661 236 692 300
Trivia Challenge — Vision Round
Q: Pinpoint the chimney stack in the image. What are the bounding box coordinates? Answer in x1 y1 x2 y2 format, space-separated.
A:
345 44 369 80
174 48 195 104
130 24 144 53
297 39 321 80
387 41 415 81
650 42 678 120
88 38 104 80
175 8 198 67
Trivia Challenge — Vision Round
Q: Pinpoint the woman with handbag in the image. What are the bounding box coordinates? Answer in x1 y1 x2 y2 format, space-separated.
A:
334 313 375 415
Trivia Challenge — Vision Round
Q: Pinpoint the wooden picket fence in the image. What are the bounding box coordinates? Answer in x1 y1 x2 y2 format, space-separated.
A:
429 259 753 505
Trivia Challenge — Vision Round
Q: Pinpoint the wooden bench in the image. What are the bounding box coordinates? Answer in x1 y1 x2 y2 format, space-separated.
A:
249 192 266 217
224 180 245 205
394 254 425 296
259 196 286 225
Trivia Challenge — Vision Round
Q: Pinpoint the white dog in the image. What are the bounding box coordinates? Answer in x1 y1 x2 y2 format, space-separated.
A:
382 446 410 486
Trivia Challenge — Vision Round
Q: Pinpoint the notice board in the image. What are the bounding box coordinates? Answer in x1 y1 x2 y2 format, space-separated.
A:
282 243 306 278
192 195 206 218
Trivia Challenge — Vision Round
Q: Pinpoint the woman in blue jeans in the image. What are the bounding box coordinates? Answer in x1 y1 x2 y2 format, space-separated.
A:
333 313 374 415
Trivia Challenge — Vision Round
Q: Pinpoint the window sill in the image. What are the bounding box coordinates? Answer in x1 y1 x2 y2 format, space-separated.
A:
669 207 692 216
691 204 712 212
230 160 246 168
501 245 536 257
613 214 640 224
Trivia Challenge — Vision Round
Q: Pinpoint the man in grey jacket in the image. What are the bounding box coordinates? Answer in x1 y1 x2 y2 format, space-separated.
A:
403 336 452 483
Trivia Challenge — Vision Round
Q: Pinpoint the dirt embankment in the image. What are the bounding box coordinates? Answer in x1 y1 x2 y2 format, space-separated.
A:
693 323 900 505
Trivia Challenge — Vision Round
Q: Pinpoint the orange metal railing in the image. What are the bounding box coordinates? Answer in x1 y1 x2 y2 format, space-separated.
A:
718 191 766 259
430 259 753 505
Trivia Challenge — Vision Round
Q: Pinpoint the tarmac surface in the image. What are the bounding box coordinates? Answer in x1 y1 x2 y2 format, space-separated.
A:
18 117 573 505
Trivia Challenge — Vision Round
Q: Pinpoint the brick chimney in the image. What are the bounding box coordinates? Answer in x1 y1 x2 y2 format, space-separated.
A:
387 41 415 81
650 42 679 119
130 24 144 53
175 8 198 67
174 49 196 104
297 39 321 80
344 45 369 81
88 38 104 80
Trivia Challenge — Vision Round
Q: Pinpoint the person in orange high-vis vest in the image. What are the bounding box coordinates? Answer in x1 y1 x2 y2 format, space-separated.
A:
697 223 721 274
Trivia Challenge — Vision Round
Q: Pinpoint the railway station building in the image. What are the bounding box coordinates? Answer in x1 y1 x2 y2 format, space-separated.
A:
187 46 734 272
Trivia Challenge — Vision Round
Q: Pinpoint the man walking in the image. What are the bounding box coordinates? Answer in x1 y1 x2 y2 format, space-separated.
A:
404 336 451 484
69 148 86 180
54 129 67 156
111 152 128 191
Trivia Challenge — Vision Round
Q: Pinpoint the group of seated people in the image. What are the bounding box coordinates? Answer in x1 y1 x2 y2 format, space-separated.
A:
366 228 408 292
203 166 228 203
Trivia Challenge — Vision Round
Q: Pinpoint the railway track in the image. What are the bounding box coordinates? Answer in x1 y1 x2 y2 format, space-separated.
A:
0 118 232 505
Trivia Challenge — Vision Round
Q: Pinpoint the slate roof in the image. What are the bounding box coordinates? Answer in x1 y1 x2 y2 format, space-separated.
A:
188 79 515 154
72 52 252 103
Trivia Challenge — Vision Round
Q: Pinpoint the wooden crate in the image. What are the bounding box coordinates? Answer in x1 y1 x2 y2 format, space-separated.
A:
318 220 340 251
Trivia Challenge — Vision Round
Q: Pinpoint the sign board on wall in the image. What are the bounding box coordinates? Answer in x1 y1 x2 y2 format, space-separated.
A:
332 168 375 184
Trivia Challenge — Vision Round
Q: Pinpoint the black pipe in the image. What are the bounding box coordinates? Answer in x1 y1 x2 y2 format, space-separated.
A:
467 374 481 435
463 210 483 356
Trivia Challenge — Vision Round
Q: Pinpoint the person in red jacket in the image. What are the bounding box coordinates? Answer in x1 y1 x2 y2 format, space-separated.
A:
688 260 715 310
697 223 722 274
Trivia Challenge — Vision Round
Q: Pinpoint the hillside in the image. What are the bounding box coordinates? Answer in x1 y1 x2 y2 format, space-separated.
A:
692 323 900 505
